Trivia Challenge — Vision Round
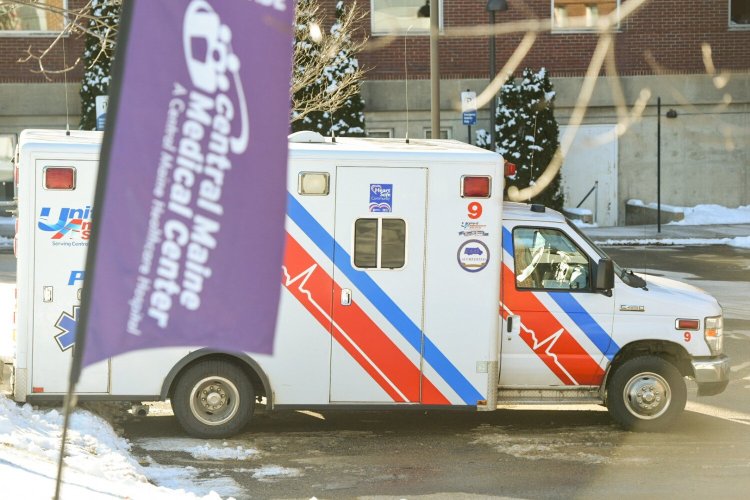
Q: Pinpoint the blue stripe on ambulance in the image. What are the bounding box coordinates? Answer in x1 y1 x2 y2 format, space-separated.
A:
502 226 514 257
548 293 619 359
287 193 483 404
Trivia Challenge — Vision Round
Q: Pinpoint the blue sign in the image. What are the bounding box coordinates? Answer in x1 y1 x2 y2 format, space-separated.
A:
462 111 477 126
369 183 392 212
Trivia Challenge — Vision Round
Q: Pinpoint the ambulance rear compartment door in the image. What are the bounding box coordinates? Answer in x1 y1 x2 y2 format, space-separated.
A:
329 166 427 403
31 159 109 394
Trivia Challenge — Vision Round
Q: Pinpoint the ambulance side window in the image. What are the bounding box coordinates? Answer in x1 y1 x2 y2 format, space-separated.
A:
513 227 590 291
354 218 406 269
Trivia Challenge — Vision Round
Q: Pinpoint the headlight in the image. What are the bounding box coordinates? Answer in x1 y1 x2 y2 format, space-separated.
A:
704 315 723 355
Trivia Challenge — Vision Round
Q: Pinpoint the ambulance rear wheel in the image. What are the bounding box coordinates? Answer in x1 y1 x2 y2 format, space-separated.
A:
606 356 686 432
172 360 254 438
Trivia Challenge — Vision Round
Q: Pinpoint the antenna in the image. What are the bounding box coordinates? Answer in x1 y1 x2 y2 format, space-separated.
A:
62 22 71 136
329 112 336 143
404 25 413 144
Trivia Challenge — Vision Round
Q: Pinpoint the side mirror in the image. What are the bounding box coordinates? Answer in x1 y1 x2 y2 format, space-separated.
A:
594 258 614 292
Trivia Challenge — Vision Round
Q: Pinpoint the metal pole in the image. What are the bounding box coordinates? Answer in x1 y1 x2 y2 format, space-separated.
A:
657 96 661 233
594 180 598 225
430 0 440 138
489 11 496 152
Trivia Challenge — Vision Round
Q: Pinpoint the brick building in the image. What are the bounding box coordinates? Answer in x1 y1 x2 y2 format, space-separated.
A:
334 0 750 224
0 0 85 206
1 0 749 224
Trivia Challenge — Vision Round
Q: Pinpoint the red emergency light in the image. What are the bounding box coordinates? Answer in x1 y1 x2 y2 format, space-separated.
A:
504 161 517 177
676 319 700 330
44 167 75 190
461 176 491 198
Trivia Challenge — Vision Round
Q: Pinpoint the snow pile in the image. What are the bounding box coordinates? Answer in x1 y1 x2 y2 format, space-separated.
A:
627 199 684 214
137 438 259 461
251 465 302 480
627 200 750 225
0 396 228 499
594 237 750 248
672 204 750 226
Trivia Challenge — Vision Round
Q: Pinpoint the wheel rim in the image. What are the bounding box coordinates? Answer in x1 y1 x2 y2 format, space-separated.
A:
189 376 241 426
622 371 671 420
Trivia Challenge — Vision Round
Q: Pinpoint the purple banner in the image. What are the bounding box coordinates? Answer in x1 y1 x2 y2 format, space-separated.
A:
76 0 294 371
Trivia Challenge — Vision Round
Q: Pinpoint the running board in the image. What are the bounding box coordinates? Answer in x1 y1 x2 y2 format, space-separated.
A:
497 386 603 405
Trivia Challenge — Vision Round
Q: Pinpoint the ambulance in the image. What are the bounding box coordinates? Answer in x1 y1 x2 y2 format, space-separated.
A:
9 129 729 438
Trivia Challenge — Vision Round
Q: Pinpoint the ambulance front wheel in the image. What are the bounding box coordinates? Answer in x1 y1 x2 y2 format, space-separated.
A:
172 360 254 438
606 355 687 432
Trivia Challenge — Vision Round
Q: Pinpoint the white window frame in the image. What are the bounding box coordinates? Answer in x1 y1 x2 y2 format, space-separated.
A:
551 0 620 32
729 0 750 29
0 0 69 37
370 0 443 36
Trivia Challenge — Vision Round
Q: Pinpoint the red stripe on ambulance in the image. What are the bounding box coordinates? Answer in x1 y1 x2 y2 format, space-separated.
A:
283 234 450 404
501 265 605 385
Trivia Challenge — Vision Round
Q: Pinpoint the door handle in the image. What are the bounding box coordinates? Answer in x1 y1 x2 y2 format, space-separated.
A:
506 314 520 340
341 288 352 306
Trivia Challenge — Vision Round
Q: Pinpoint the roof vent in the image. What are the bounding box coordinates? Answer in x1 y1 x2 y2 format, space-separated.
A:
530 204 546 213
288 131 326 143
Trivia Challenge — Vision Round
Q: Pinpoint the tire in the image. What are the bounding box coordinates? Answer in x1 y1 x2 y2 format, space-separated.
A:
606 355 687 432
171 360 254 438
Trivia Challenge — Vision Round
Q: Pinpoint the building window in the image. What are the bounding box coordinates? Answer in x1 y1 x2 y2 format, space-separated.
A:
730 0 750 27
354 218 406 269
552 0 618 30
0 0 67 34
367 129 394 138
424 128 451 139
371 0 442 35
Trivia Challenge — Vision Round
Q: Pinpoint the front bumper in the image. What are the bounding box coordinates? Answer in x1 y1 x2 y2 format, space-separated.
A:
692 354 730 396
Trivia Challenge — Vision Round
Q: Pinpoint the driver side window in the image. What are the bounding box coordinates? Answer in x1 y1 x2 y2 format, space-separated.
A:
513 227 590 291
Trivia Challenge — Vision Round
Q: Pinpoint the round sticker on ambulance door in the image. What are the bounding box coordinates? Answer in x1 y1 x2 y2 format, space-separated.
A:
457 240 490 273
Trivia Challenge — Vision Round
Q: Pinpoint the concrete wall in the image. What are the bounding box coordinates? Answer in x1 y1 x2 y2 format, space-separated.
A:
0 83 81 134
362 73 750 225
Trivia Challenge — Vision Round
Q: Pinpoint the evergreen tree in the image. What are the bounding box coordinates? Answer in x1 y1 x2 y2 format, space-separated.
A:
292 0 365 136
493 68 564 210
79 0 120 130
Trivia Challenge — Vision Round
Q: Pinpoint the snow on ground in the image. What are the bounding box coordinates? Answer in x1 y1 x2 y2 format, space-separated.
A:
595 236 750 248
0 396 229 499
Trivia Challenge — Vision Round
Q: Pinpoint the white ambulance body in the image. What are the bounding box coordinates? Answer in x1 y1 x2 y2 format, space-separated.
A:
11 129 729 437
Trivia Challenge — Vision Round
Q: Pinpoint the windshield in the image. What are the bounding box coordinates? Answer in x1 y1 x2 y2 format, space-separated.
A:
565 219 647 288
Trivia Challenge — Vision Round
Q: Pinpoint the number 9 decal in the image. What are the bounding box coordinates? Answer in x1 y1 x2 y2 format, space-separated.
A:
684 332 692 342
468 202 483 220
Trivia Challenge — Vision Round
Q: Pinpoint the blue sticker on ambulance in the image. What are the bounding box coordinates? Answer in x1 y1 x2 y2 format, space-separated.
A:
369 184 393 212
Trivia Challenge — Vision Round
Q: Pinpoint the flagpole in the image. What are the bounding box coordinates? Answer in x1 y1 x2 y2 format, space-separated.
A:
53 389 77 500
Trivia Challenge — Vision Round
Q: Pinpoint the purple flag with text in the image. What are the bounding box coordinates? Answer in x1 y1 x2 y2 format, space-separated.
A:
73 0 294 379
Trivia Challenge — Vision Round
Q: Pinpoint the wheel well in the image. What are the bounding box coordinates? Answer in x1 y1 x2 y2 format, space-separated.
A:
606 340 693 386
163 351 270 405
